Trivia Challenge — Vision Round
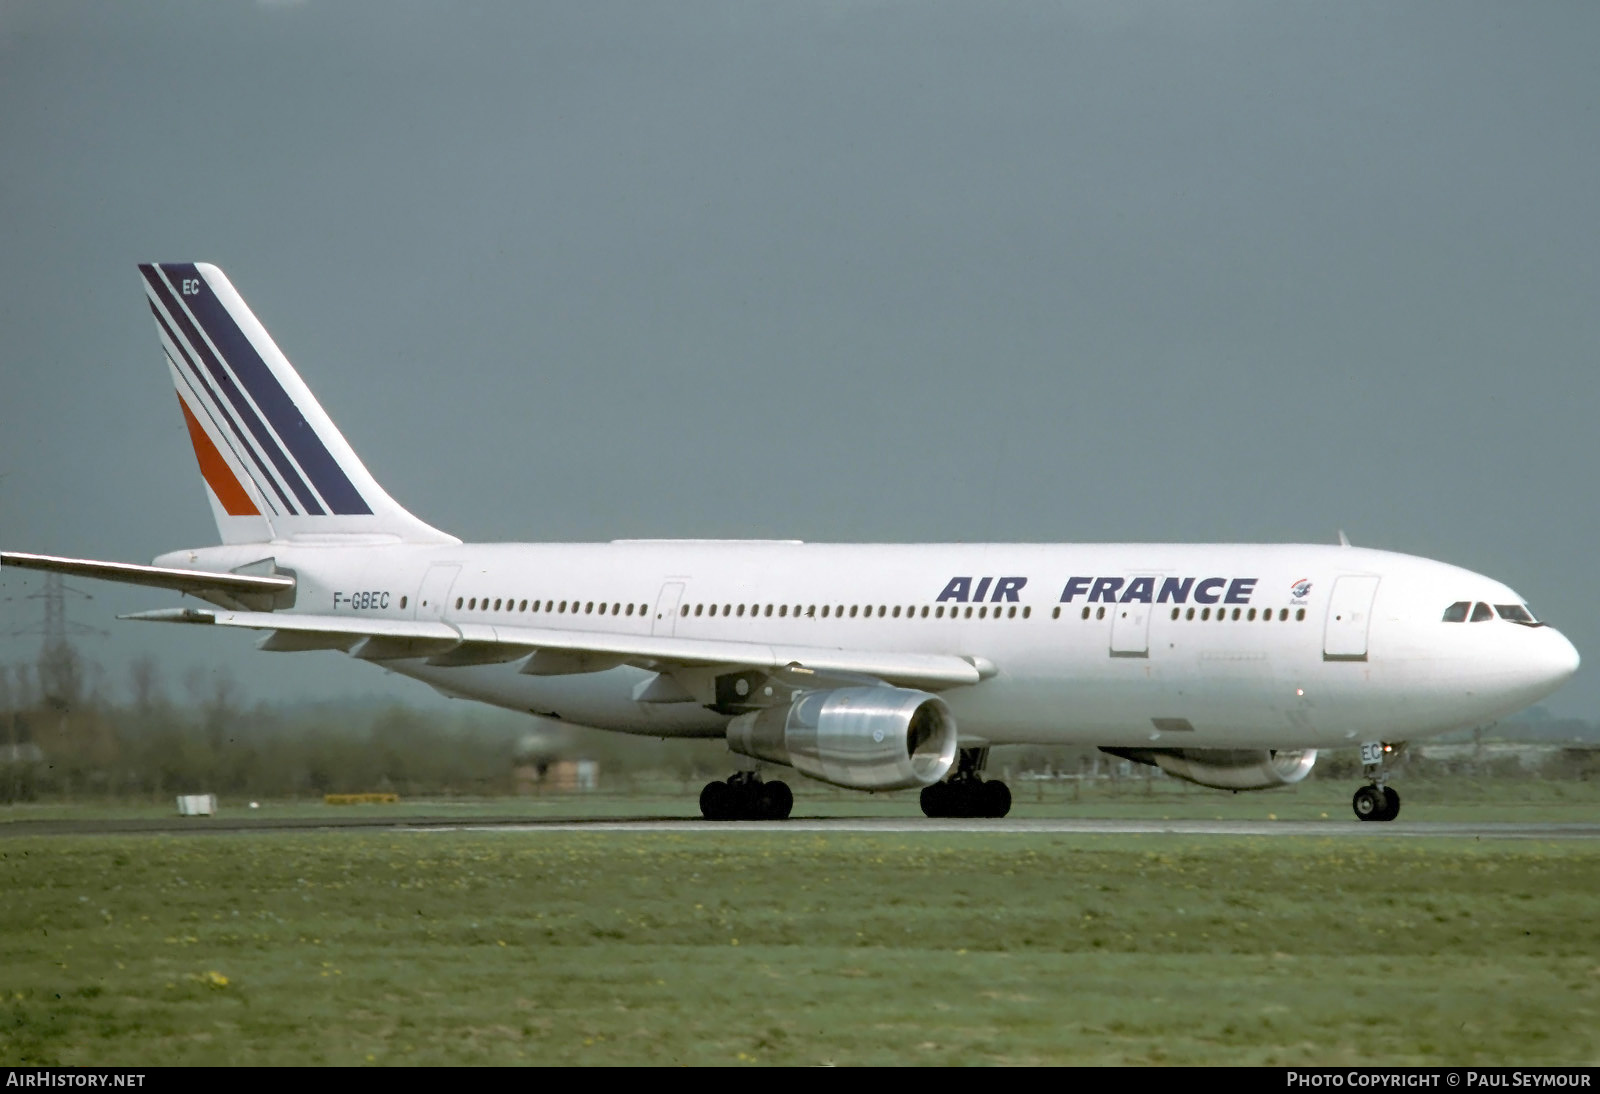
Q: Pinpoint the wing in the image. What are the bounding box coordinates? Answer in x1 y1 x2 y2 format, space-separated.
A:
2 551 294 611
122 607 995 704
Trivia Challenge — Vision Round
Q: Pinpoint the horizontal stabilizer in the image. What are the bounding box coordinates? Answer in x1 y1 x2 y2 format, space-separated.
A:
121 608 989 691
2 551 294 611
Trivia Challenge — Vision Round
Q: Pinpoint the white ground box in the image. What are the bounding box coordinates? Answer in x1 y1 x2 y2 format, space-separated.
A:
176 794 216 816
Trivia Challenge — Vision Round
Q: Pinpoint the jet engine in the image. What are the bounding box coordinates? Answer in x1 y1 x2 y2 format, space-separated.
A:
726 686 959 791
1100 747 1317 791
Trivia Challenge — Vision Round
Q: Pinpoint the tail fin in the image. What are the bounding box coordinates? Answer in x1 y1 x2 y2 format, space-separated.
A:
138 262 457 546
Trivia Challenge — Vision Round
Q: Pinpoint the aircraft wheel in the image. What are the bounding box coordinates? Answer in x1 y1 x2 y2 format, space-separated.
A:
1351 785 1386 822
1380 786 1401 822
700 780 732 821
763 780 794 821
982 780 1012 819
920 783 950 818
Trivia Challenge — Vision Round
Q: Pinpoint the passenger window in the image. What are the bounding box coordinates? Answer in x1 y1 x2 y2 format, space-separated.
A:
821 605 830 618
694 604 703 617
936 606 946 618
1021 606 1030 619
923 606 932 618
1201 608 1211 621
1186 607 1196 621
1247 608 1256 621
1442 601 1470 623
1295 608 1305 621
892 606 902 618
779 605 788 617
1095 606 1106 620
1471 602 1494 623
1279 608 1288 622
1051 607 1061 619
964 607 973 619
400 596 408 610
1171 608 1180 621
455 597 463 610
1232 608 1241 621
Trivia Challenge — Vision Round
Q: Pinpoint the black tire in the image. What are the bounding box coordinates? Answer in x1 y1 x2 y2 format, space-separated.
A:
920 783 949 818
1381 786 1401 822
699 780 732 821
982 780 1013 819
1351 785 1385 822
763 780 794 821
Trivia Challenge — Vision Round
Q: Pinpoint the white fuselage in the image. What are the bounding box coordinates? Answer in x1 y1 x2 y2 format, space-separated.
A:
163 539 1580 750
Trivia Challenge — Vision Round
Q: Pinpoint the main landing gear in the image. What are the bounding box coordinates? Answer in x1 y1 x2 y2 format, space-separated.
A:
920 747 1012 819
1351 740 1402 822
700 771 793 821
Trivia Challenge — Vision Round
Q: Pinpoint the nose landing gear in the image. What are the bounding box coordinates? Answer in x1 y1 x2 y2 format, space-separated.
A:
1352 741 1402 822
1352 783 1400 822
700 771 793 821
920 746 1012 819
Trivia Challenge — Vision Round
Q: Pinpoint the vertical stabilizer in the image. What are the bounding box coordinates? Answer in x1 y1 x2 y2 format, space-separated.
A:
138 262 457 545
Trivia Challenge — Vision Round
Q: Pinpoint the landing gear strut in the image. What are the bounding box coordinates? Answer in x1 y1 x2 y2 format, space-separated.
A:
920 747 1011 819
1351 741 1402 822
700 771 793 821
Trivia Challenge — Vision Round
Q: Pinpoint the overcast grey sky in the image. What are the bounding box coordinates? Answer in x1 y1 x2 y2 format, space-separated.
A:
1 2 1596 718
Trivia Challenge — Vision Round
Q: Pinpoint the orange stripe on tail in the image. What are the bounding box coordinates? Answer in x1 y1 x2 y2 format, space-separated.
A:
178 397 259 516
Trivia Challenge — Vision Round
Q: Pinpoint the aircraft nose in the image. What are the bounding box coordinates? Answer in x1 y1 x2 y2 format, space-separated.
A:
1546 628 1581 687
1483 626 1581 710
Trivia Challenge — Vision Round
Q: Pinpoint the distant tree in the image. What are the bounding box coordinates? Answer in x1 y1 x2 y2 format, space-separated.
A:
37 641 84 713
129 654 169 719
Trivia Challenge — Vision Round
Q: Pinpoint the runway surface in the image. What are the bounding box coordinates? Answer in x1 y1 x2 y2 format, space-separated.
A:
5 814 1598 839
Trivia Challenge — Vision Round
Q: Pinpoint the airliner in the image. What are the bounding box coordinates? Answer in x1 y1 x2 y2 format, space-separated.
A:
1 264 1580 821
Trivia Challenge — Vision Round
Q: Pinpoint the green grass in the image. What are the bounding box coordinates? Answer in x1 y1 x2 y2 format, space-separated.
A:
3 827 1598 1065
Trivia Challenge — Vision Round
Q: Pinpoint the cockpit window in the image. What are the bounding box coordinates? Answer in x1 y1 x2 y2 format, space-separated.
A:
1495 604 1542 626
1470 602 1494 622
1441 601 1470 623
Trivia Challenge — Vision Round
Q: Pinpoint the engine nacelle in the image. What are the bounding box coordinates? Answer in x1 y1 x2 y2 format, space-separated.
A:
1101 747 1317 791
726 687 959 791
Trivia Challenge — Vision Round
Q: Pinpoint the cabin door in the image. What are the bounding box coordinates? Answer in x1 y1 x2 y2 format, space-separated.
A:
1109 575 1159 658
652 582 685 637
1323 575 1380 661
414 563 461 621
